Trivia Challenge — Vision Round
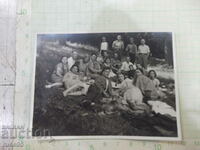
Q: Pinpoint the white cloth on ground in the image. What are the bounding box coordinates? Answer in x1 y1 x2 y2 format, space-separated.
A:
147 101 176 117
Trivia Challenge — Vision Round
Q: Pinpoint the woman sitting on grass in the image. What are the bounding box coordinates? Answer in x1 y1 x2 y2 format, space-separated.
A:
45 56 68 88
114 73 151 115
148 70 166 99
87 53 102 76
133 68 158 100
148 70 160 89
78 54 90 75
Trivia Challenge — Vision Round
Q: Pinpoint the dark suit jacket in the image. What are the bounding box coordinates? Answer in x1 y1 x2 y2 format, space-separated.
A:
92 74 113 96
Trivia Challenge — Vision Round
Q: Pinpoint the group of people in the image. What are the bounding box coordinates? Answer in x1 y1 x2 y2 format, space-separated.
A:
45 35 165 114
101 35 150 69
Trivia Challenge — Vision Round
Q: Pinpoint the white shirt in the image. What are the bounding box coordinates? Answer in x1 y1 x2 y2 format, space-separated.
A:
120 61 136 72
100 42 108 51
68 57 75 69
138 44 150 54
148 101 176 117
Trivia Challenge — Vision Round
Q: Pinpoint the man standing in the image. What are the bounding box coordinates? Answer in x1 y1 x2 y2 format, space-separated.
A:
125 37 137 63
112 35 124 58
137 39 150 69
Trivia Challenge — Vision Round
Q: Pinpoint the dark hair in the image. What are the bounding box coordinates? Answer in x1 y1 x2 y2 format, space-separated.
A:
135 68 144 74
117 72 124 77
114 52 118 55
104 57 111 63
61 56 67 62
101 67 110 75
113 52 120 60
129 64 134 68
91 53 97 56
148 70 157 78
70 64 79 72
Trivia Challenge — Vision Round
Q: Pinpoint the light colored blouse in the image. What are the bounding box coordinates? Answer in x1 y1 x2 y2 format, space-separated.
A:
118 78 143 104
67 57 76 70
63 71 81 89
100 42 108 51
138 44 150 54
120 61 136 72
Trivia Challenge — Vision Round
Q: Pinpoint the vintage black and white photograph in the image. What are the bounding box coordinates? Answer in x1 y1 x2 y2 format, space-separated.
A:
32 32 181 139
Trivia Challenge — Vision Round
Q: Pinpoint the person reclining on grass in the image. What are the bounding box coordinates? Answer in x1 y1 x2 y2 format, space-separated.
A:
62 64 95 96
82 67 113 107
46 61 93 96
114 73 143 104
113 73 151 115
